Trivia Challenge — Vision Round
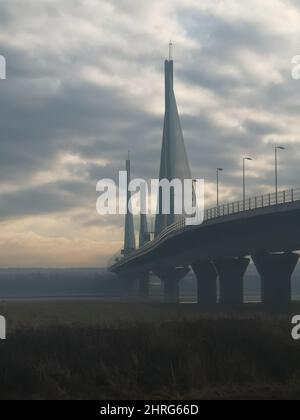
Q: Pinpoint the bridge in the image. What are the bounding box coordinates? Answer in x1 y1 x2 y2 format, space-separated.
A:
108 51 300 311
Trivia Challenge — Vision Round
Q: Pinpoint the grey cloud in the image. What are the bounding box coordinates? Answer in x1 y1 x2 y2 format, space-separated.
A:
0 0 300 226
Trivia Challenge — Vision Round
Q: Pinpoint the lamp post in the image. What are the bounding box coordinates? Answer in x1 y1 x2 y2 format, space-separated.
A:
275 146 285 204
192 178 196 209
217 168 223 213
243 157 253 210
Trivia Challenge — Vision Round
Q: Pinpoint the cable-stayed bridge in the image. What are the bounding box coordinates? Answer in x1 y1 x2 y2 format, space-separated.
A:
108 52 300 311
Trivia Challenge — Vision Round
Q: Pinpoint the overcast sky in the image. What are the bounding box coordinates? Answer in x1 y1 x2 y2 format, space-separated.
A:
1 0 300 267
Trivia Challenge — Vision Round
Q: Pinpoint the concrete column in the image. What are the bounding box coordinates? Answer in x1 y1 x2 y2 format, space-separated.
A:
192 260 217 306
153 267 190 304
137 272 150 301
214 257 250 307
252 252 299 311
118 273 138 299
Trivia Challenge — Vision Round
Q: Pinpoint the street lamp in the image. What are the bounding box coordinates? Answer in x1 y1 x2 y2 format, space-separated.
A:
217 168 223 212
243 157 253 210
192 179 197 208
275 146 285 204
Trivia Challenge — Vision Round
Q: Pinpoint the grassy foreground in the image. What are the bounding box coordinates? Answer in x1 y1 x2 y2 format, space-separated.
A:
0 301 299 400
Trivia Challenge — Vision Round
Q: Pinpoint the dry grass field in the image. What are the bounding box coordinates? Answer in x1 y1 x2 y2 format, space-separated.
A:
0 300 299 400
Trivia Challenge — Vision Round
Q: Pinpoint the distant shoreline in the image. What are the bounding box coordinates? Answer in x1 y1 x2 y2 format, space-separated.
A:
0 295 299 303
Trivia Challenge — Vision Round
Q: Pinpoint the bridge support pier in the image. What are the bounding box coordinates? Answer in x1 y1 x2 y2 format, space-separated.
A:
153 267 190 304
137 272 150 301
213 257 250 307
252 252 299 311
192 260 217 306
118 273 138 299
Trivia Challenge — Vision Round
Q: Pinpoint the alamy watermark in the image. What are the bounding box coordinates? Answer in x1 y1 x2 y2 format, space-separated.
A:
292 316 300 340
96 172 205 226
0 55 6 80
0 316 6 340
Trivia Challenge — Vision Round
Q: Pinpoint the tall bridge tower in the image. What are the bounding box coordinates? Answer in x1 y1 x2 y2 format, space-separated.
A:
154 43 193 237
122 156 136 257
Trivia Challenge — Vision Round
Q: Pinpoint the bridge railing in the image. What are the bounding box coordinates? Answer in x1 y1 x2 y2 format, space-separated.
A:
108 216 187 267
107 251 124 267
205 188 300 221
109 187 300 268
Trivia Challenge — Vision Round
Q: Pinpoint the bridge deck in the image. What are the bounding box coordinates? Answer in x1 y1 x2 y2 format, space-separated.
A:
109 188 300 273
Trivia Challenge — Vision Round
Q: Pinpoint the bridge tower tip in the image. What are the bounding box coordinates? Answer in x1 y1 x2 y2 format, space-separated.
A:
169 41 173 61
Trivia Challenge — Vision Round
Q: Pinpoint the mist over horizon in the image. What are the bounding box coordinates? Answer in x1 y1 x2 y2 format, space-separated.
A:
0 266 299 302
